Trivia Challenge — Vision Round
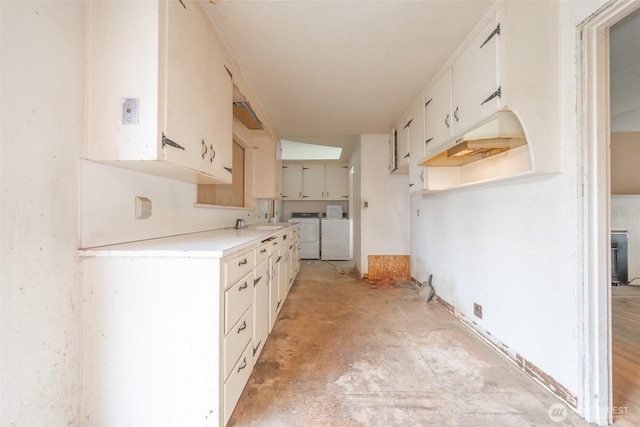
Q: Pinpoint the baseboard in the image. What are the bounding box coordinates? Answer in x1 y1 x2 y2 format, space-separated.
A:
428 291 578 409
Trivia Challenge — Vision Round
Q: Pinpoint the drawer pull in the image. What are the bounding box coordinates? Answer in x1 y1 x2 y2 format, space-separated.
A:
254 276 262 286
260 248 267 254
239 282 248 291
276 255 282 263
253 340 262 356
272 241 278 246
237 357 248 372
237 321 247 333
238 258 248 266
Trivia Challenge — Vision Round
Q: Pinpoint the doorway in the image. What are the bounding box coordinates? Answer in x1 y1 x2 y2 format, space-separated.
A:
579 1 640 424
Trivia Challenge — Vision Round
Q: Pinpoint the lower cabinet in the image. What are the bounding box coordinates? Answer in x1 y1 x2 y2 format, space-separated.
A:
81 225 300 426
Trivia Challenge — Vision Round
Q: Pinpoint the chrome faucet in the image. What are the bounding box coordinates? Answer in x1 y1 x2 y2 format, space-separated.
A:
235 218 246 229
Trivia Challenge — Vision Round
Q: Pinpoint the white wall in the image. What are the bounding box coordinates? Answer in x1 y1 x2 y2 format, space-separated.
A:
81 161 266 248
1 1 85 424
1 2 268 424
612 195 640 282
358 134 410 275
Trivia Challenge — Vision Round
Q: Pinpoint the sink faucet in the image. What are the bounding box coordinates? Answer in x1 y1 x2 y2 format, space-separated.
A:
235 218 246 229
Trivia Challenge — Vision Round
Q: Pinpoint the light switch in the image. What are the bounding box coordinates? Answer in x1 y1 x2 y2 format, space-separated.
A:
122 98 138 124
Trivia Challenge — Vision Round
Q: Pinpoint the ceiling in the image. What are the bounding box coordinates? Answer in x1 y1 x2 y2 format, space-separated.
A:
202 0 495 159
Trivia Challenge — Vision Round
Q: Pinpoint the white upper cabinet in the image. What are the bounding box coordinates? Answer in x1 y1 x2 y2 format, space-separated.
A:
424 68 453 156
325 164 349 200
282 163 303 199
451 15 501 135
87 0 233 185
253 137 283 199
408 98 426 193
393 115 411 174
282 163 349 200
302 164 325 199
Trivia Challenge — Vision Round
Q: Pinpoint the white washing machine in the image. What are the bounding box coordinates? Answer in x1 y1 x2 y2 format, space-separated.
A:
321 218 351 260
288 213 320 259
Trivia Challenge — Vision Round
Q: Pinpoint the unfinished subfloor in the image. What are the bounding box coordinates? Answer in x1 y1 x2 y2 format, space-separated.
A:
229 260 592 426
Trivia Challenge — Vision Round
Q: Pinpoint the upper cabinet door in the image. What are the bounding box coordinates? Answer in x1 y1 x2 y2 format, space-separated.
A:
408 98 426 193
282 163 303 200
163 0 210 172
204 29 233 183
302 164 325 199
424 68 453 156
164 0 233 182
325 164 349 200
451 15 501 134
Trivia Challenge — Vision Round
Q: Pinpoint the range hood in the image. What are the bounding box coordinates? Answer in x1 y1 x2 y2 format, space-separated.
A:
233 101 264 130
420 111 526 167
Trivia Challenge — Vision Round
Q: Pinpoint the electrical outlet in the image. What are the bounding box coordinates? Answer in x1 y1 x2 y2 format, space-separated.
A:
474 303 483 319
135 196 152 219
122 98 139 124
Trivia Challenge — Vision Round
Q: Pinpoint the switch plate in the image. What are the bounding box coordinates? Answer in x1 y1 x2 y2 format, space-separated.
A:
135 196 152 219
122 98 139 124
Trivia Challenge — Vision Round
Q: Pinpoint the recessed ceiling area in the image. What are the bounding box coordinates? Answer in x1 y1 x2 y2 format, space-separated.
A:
202 0 495 143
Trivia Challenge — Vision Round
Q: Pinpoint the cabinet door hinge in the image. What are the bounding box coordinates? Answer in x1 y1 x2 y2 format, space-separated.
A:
224 166 232 174
481 86 502 106
425 98 433 108
162 133 185 150
177 0 186 9
403 118 414 129
480 23 500 49
224 65 233 79
425 137 434 145
404 153 410 159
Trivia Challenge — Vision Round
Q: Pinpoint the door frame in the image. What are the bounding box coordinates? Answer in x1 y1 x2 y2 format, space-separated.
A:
578 0 640 424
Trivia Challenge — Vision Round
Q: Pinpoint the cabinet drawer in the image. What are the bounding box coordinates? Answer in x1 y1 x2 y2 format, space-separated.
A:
255 242 269 266
224 342 254 425
268 234 283 256
224 308 253 380
224 271 253 334
226 249 253 287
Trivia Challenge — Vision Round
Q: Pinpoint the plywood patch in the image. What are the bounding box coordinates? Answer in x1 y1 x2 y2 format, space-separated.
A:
367 255 410 286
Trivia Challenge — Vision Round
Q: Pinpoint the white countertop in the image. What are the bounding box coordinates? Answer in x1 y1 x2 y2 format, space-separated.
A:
80 223 296 258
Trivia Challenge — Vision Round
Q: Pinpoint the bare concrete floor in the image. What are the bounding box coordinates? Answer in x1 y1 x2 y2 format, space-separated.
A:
229 260 592 426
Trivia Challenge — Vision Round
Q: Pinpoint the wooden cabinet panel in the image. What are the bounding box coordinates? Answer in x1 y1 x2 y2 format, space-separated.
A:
325 164 349 199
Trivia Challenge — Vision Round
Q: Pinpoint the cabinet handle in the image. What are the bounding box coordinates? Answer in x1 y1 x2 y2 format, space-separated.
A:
425 137 434 145
276 255 282 263
454 107 459 122
237 357 247 372
276 299 282 310
224 167 232 174
425 98 433 108
480 23 500 49
260 248 267 254
161 133 185 151
201 140 207 159
239 281 248 291
210 145 215 163
273 241 278 246
254 276 262 286
481 86 502 106
237 321 247 333
420 170 424 182
404 153 410 159
444 114 450 128
238 258 248 266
